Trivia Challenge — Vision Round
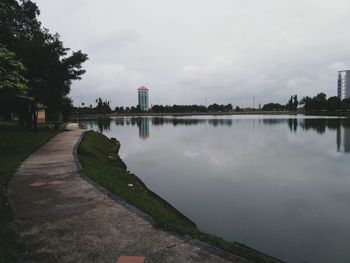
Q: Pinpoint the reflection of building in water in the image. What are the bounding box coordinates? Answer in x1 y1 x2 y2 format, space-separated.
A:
138 118 149 139
337 126 350 153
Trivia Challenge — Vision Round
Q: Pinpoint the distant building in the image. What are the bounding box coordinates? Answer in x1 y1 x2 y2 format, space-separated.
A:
337 70 350 100
138 85 149 111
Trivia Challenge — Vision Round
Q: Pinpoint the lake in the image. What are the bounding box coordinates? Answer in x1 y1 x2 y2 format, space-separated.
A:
82 115 350 263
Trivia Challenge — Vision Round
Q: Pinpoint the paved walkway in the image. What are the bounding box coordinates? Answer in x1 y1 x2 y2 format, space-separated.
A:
8 124 247 263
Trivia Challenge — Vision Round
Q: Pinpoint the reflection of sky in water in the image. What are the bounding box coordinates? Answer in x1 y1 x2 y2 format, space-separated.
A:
83 116 350 263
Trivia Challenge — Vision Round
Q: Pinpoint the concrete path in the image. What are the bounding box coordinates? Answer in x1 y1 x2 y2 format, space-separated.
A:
8 124 247 263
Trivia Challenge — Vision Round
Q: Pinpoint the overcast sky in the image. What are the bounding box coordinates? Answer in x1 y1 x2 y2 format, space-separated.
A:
34 0 350 107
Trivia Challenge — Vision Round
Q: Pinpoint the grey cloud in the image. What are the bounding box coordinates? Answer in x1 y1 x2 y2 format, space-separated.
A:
34 0 350 107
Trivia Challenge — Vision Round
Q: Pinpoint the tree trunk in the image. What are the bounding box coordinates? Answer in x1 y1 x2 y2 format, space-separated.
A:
26 109 32 129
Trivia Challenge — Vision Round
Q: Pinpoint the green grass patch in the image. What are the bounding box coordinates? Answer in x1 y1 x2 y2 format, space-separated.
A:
0 122 65 263
78 131 284 263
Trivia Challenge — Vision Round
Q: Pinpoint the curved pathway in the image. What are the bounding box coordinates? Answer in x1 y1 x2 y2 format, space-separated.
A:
8 124 247 263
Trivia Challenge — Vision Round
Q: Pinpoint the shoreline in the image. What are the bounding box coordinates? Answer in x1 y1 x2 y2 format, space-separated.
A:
73 111 350 120
77 130 284 263
75 111 293 120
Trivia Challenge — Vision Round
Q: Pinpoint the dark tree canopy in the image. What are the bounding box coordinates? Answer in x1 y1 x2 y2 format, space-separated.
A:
299 93 350 112
262 103 285 111
0 0 88 124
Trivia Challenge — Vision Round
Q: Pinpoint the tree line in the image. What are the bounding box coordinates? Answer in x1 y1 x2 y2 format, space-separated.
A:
75 101 237 115
0 0 88 127
112 93 350 114
76 92 350 115
300 93 350 112
262 93 350 112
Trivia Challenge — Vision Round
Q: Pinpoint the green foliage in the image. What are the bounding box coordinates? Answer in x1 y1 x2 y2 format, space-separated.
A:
74 97 112 115
262 103 285 111
95 97 112 113
300 92 350 112
0 47 30 122
60 96 74 122
327 96 341 111
286 95 298 111
341 98 350 111
114 106 125 113
150 103 233 113
78 131 284 263
0 47 27 97
0 122 64 188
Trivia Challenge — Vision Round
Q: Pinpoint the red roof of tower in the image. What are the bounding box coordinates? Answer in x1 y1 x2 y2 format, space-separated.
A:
138 85 148 91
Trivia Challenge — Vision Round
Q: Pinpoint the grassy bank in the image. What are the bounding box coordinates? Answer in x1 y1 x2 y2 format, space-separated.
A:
78 131 284 263
0 122 65 263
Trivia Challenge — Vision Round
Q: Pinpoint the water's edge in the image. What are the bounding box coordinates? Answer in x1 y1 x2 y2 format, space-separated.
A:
73 130 284 263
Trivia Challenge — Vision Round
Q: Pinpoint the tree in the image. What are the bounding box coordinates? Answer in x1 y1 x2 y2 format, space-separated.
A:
327 96 341 112
60 96 73 122
341 98 350 111
0 0 88 126
286 96 293 111
262 103 284 111
299 96 311 110
224 103 233 112
300 93 328 111
315 93 327 110
0 47 29 122
95 97 111 113
293 95 298 111
286 95 298 111
0 47 27 98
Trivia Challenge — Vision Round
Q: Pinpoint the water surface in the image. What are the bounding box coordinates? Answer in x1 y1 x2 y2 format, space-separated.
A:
82 115 350 263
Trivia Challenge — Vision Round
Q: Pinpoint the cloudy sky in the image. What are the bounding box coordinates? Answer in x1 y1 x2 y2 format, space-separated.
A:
34 0 350 107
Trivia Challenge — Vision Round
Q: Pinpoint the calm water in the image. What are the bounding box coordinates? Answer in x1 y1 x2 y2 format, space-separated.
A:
82 115 350 263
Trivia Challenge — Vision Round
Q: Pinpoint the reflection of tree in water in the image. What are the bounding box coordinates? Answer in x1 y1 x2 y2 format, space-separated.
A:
300 119 328 134
97 118 111 133
151 117 233 127
152 118 206 126
263 119 287 125
281 118 343 134
112 117 235 127
131 118 138 126
114 118 124 126
288 119 298 133
208 119 232 127
280 118 350 153
252 117 350 153
107 116 350 153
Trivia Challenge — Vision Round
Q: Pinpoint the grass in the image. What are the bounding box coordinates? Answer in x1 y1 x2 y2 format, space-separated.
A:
78 131 284 263
0 121 65 263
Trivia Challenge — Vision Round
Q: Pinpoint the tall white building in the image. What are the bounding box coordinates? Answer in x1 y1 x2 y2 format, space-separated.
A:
138 85 149 111
337 70 350 100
